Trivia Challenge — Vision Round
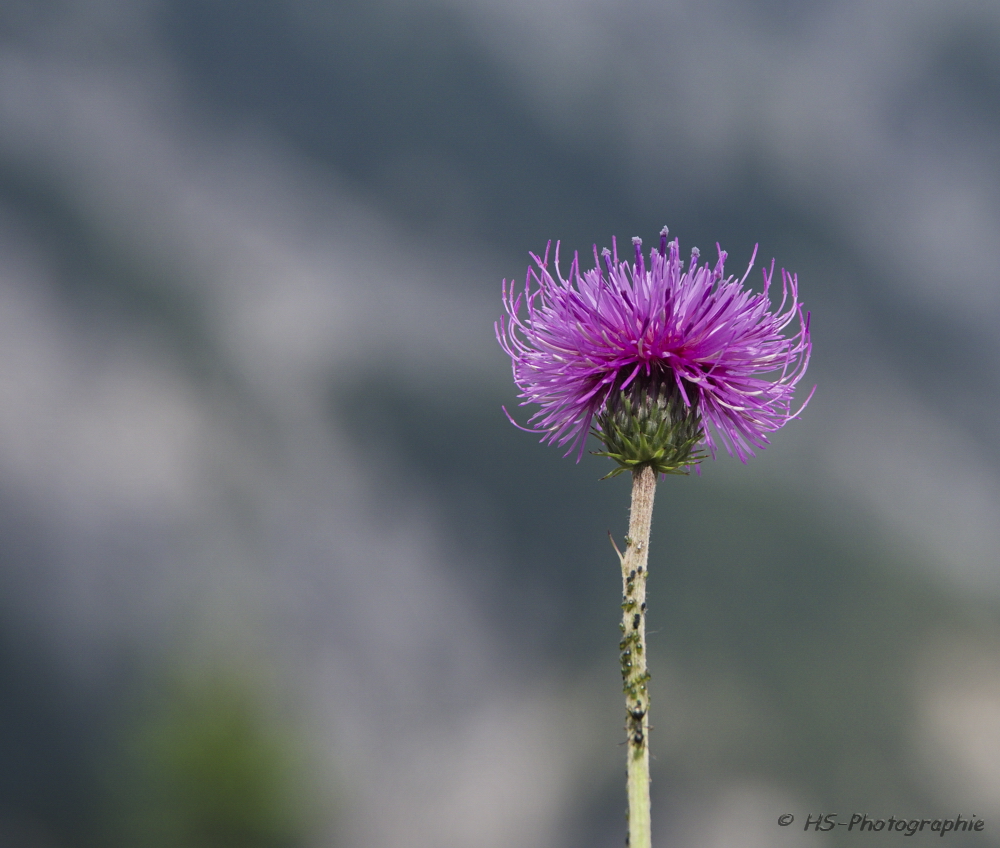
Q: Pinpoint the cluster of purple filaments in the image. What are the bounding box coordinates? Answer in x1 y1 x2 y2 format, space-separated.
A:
496 227 813 463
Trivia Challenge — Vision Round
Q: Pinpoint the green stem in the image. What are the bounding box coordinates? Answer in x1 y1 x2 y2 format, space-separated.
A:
619 465 656 848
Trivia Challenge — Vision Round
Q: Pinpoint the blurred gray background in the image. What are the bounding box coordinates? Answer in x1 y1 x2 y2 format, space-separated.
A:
1 1 999 846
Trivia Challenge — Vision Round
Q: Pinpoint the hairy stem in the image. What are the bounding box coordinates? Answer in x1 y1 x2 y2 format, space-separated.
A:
619 465 656 848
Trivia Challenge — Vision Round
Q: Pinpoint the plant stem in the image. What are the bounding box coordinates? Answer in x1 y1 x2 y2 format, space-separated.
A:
620 465 656 848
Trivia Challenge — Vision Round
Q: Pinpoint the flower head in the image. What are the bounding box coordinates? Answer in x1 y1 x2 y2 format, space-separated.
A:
496 228 813 472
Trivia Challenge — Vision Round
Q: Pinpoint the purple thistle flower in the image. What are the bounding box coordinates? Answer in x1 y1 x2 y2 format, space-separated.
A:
496 227 813 467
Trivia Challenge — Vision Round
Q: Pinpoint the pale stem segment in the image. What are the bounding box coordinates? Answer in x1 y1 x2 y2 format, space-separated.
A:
619 465 656 848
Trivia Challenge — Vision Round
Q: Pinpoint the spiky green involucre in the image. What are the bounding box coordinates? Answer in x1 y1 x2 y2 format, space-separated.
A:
592 377 704 478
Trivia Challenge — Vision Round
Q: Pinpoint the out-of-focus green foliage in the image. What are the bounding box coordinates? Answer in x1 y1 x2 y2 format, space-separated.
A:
105 668 321 848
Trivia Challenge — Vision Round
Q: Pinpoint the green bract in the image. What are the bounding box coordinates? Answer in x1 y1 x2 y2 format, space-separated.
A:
592 378 704 478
